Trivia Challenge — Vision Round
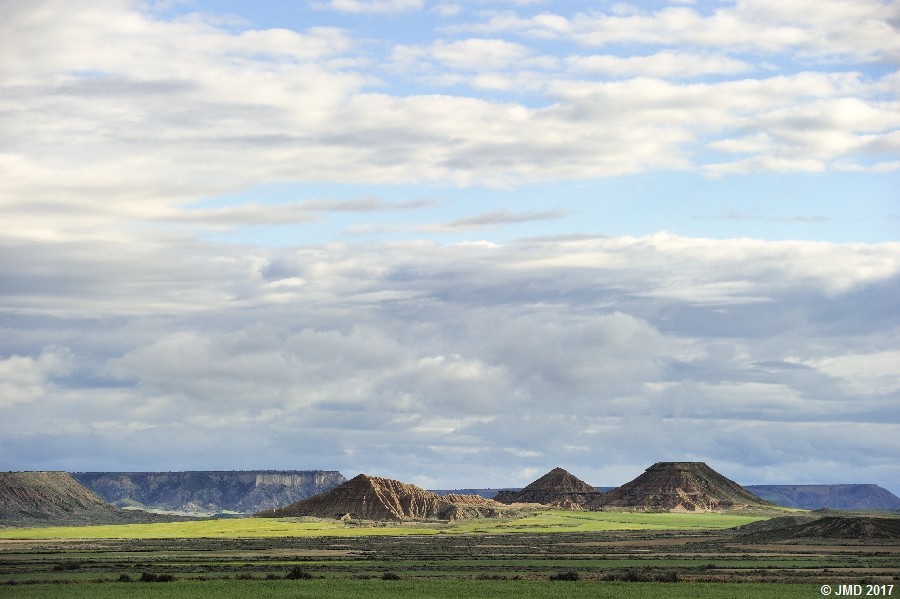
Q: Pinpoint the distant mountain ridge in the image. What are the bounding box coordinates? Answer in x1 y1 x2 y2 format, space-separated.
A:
438 484 900 511
72 470 346 514
745 484 900 510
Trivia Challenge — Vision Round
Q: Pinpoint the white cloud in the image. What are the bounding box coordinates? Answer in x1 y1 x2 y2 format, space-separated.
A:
0 347 73 408
0 0 898 490
468 0 900 61
807 351 900 395
315 0 424 14
395 38 536 71
1 2 896 245
566 51 752 79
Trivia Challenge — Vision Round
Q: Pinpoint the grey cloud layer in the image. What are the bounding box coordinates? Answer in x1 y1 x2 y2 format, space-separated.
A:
2 234 897 489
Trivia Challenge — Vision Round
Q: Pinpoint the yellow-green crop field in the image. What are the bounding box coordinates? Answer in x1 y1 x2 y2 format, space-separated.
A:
0 510 766 539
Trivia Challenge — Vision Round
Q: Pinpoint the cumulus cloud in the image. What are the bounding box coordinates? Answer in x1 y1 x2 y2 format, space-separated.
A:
0 347 73 408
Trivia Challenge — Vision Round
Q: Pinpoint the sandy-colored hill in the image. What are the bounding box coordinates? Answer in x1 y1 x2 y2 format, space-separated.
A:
589 462 772 512
0 471 187 527
494 467 602 508
257 474 522 521
258 474 454 521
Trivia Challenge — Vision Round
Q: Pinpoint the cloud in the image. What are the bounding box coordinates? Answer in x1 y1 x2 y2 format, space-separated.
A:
2 232 898 488
0 1 898 491
467 1 900 61
153 198 434 228
433 207 567 229
0 347 73 408
566 51 752 79
315 0 424 14
1 0 896 245
394 38 539 71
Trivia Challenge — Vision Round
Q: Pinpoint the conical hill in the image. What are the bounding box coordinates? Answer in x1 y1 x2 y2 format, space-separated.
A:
494 467 601 508
257 474 516 521
589 462 772 512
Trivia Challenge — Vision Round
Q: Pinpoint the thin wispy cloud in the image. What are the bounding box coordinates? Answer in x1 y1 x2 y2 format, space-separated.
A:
437 208 568 229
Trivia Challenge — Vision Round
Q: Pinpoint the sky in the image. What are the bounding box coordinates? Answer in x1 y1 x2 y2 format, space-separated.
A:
1 0 899 494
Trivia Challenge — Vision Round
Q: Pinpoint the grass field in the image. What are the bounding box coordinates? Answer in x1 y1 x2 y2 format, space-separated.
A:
0 579 826 599
0 510 765 539
2 511 896 598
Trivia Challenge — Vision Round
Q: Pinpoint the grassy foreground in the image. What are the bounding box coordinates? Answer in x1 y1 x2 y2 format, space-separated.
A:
0 510 765 539
0 579 820 599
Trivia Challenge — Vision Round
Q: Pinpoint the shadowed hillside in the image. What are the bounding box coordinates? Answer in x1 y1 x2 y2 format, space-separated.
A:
734 513 900 543
0 471 189 527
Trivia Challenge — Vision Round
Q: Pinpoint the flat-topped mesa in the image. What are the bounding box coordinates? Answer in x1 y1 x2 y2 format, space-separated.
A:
72 470 346 514
494 467 602 508
589 461 771 512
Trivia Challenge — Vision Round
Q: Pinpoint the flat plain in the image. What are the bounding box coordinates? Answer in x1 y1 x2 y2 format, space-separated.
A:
1 511 898 598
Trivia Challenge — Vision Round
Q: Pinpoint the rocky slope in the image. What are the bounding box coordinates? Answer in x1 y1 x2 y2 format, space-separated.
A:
0 471 184 527
259 474 519 521
590 462 772 512
494 467 602 508
72 470 346 514
745 484 900 510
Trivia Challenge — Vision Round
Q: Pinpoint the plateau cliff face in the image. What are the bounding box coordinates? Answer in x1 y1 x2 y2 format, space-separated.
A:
494 467 602 508
72 470 346 514
590 462 771 512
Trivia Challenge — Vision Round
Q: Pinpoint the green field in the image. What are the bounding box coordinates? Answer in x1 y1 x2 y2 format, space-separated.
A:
2 511 896 598
0 510 765 539
0 579 825 599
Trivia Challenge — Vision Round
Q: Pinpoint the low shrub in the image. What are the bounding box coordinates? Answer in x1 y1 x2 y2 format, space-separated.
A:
382 572 401 580
284 566 313 580
139 572 175 582
549 570 580 581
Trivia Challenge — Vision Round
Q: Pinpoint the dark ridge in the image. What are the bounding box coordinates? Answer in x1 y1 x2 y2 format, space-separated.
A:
72 470 346 514
745 484 900 510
